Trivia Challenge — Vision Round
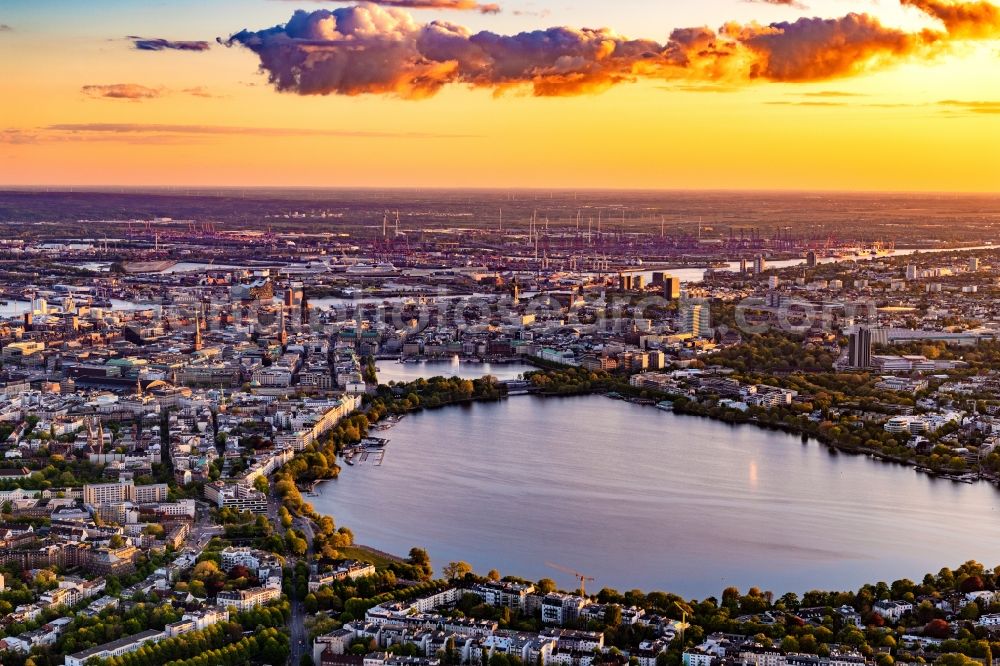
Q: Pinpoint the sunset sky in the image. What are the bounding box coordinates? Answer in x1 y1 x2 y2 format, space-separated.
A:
0 0 998 191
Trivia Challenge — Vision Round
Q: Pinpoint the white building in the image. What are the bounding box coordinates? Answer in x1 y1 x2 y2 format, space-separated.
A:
64 629 165 666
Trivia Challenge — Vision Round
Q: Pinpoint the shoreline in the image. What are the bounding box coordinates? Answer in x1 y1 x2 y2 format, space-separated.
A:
308 387 998 599
319 382 1000 494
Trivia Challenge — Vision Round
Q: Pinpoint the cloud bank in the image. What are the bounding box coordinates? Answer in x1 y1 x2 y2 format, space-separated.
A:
224 0 1000 98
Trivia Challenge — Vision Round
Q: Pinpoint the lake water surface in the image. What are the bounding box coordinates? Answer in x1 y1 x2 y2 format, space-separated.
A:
314 394 1000 599
377 359 535 384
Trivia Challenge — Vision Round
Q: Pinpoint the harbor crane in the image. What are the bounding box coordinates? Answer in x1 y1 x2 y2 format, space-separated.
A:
545 562 595 597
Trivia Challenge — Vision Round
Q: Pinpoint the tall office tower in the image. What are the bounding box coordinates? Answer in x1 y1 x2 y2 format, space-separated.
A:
806 251 818 268
969 257 980 272
663 276 680 300
848 327 873 368
753 255 766 275
682 303 712 338
905 264 918 280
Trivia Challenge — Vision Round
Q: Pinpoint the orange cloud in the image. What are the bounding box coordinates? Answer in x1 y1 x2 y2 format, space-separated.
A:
901 0 1000 37
80 84 221 101
81 83 164 100
224 0 1000 98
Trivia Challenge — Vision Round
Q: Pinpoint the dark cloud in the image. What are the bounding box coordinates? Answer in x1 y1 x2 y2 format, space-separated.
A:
0 24 13 32
81 85 223 101
131 36 212 51
81 84 164 100
745 0 808 9
223 0 1000 98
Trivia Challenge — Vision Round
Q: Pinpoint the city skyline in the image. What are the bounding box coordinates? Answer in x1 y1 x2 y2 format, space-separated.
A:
0 0 998 192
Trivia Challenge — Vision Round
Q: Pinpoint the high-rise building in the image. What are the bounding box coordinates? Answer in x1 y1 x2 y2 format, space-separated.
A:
905 264 918 280
284 282 304 308
682 303 712 338
663 276 680 300
806 251 818 268
753 255 767 275
847 327 873 368
969 257 980 272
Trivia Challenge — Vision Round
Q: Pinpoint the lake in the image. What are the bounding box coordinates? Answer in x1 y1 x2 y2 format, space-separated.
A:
377 359 536 384
314 394 1000 600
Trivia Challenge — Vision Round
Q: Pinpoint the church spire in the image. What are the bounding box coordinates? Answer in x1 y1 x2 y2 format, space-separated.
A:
193 311 203 351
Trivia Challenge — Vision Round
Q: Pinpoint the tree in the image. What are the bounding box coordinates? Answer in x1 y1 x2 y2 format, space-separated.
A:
935 655 980 666
443 561 473 581
408 547 432 578
537 578 557 594
924 619 952 639
254 476 269 494
487 569 501 582
193 560 223 580
143 524 165 538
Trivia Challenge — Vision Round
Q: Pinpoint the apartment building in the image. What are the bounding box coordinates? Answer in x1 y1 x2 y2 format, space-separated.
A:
64 629 165 666
82 481 168 507
216 585 281 612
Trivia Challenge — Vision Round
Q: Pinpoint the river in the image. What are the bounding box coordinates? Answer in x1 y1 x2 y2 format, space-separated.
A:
643 244 995 284
314 394 1000 600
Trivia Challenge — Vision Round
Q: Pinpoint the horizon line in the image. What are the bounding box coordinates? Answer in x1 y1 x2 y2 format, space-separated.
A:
1 185 999 197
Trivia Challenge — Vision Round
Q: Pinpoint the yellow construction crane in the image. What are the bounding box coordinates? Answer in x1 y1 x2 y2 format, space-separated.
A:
674 601 692 646
545 562 595 597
